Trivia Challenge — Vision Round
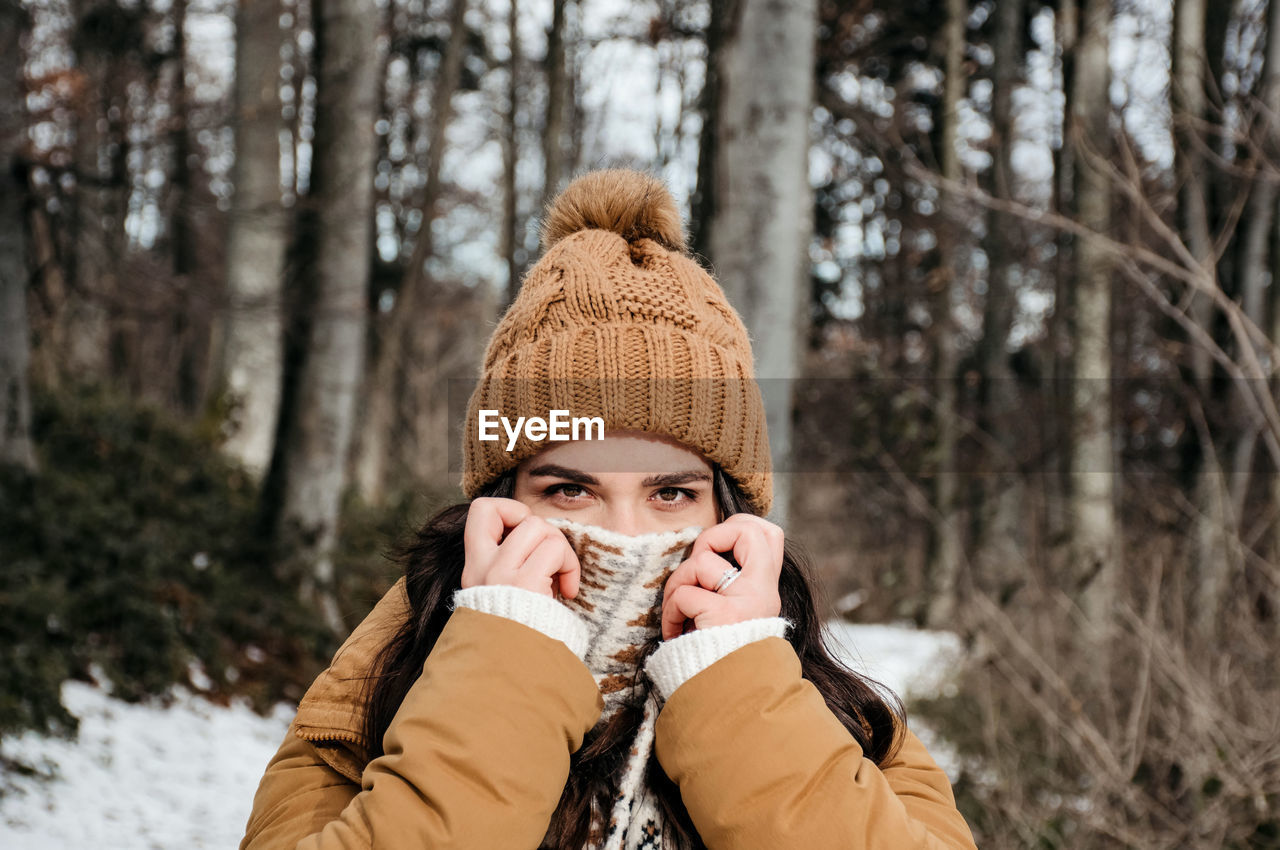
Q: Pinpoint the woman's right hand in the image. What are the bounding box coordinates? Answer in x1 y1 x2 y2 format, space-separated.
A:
461 497 581 601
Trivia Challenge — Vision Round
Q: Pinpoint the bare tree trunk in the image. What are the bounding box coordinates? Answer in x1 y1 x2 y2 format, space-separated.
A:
705 0 817 529
277 0 380 635
689 0 731 263
1173 0 1214 387
1265 3 1280 625
0 0 37 472
1174 0 1234 641
1237 0 1280 353
166 0 202 414
541 0 568 209
66 2 124 380
218 0 287 477
1068 0 1117 644
26 202 66 390
502 0 521 307
565 5 584 177
351 0 467 506
1231 0 1280 561
102 63 130 382
1271 187 1280 632
1048 0 1078 552
925 0 967 627
972 0 1026 605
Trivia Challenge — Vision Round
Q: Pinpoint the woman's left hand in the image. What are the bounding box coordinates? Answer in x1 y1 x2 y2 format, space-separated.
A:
659 514 784 640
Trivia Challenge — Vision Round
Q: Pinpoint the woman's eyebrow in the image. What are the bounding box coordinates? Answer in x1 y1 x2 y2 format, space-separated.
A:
526 464 600 485
639 471 711 487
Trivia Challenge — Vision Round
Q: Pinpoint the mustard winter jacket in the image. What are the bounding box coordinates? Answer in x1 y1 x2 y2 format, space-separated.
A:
239 578 979 849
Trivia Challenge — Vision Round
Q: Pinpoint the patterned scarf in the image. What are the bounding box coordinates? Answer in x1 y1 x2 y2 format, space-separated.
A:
544 518 704 850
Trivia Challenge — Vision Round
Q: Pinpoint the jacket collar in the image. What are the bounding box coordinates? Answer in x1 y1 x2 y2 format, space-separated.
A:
290 576 411 760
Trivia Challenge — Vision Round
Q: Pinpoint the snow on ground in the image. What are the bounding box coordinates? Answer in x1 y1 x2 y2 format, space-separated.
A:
825 619 965 703
0 673 296 850
0 622 965 849
822 619 969 778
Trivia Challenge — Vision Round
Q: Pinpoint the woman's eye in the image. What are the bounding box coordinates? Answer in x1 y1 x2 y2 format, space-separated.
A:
547 483 587 499
655 487 696 504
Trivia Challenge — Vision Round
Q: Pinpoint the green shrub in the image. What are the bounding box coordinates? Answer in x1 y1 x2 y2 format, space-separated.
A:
0 385 336 738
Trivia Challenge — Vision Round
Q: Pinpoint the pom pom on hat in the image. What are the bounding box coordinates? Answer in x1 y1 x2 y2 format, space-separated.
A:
539 168 687 253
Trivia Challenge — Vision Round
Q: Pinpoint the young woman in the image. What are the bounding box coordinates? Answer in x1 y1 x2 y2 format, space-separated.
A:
239 169 979 850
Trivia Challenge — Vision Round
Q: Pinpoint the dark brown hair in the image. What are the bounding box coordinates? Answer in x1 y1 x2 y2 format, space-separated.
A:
360 467 906 849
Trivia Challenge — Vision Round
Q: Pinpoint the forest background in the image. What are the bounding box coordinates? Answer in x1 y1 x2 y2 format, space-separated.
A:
1 0 1278 846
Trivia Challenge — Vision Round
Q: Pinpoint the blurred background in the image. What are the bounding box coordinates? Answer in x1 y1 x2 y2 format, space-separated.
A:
2 0 1278 846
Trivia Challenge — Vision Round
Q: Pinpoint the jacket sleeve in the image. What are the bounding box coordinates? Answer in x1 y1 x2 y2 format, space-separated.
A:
240 606 605 849
239 731 362 850
652 635 979 850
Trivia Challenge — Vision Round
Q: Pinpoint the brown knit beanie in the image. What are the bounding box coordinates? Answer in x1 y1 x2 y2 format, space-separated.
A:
460 168 773 515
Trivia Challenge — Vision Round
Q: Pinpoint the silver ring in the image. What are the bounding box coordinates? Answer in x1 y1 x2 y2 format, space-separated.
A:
712 566 741 593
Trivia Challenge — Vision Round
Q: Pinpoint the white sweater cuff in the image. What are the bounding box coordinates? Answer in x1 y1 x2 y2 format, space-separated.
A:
450 585 592 660
643 617 793 701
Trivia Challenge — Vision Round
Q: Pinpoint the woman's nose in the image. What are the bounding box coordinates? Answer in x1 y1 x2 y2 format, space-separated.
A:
599 505 644 537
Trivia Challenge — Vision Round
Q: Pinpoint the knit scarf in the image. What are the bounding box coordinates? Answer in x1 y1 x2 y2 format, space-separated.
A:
544 517 704 850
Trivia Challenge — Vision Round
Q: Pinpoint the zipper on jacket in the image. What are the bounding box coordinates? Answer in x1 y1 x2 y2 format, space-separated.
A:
293 726 368 748
291 726 369 784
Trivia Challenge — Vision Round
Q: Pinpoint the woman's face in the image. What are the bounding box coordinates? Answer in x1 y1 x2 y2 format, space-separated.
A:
512 430 719 536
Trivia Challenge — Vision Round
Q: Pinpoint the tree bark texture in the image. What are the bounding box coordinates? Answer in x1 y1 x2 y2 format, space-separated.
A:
219 0 288 477
706 0 818 529
1067 0 1118 638
503 0 521 307
1173 0 1214 390
0 0 37 472
973 0 1026 602
1175 0 1236 641
690 0 732 264
1047 0 1079 550
542 0 568 210
277 0 380 635
1231 0 1280 598
925 0 968 627
67 0 132 380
